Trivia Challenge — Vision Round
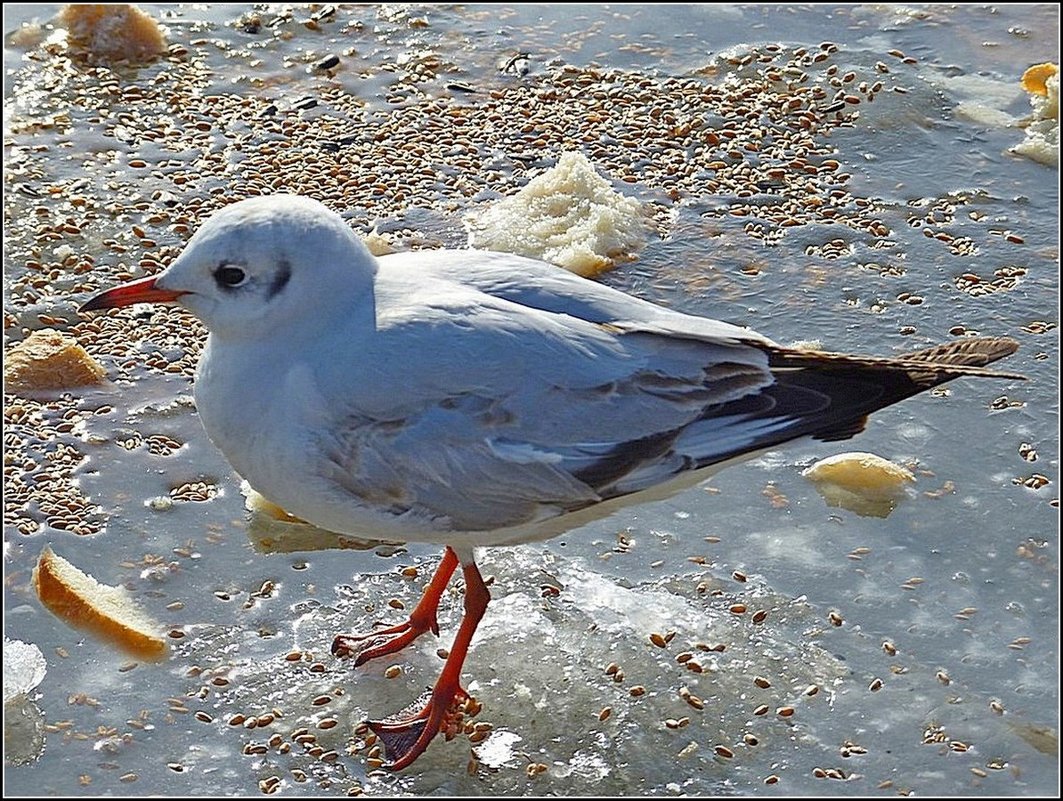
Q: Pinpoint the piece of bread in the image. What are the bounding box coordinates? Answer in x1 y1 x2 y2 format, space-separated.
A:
1022 62 1059 97
32 546 167 660
241 482 400 554
802 451 915 518
4 329 107 391
465 151 648 277
60 4 167 63
803 452 915 494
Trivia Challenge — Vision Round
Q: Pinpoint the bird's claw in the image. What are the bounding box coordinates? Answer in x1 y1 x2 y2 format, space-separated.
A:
367 687 474 770
331 632 395 664
331 615 436 666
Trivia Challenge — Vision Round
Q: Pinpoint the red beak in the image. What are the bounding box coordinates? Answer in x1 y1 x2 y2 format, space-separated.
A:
80 277 188 312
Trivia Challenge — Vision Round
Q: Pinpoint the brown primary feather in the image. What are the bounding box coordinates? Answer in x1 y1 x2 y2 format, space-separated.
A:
899 336 1022 371
764 336 1025 381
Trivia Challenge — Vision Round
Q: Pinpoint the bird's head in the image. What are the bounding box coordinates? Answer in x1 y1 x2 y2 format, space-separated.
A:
80 194 376 339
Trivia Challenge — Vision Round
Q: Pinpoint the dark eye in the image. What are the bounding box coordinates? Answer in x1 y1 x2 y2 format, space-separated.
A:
214 265 247 288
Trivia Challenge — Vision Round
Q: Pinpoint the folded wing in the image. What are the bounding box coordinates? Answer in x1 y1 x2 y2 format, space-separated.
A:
315 251 1019 532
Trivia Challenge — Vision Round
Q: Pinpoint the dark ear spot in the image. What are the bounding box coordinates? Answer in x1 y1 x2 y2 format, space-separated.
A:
267 259 292 300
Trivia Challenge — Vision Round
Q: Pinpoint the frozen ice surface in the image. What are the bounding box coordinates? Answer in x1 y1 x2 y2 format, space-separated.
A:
4 638 48 766
164 546 848 794
3 638 47 703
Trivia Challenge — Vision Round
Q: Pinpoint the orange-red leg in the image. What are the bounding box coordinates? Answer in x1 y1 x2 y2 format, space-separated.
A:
332 547 459 666
368 559 491 770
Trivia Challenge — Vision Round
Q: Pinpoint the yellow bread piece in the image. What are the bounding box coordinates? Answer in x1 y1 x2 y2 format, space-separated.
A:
1014 65 1058 166
241 483 400 554
1022 62 1059 97
802 452 915 518
803 452 916 494
61 4 167 63
4 329 107 392
32 546 167 660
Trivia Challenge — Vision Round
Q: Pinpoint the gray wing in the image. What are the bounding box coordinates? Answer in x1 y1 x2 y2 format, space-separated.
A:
308 255 777 531
311 251 1019 532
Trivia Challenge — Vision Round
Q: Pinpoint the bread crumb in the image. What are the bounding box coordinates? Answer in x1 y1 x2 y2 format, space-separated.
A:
5 329 107 392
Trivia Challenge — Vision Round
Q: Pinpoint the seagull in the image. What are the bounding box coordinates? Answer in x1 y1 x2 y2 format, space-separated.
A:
81 194 1021 770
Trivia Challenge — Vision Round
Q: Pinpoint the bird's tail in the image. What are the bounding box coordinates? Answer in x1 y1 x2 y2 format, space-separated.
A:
766 336 1024 381
754 336 1023 443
